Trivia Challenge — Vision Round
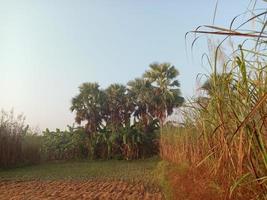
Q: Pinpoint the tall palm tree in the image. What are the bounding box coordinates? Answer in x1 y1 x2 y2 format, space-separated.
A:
105 84 133 132
127 78 155 133
143 63 184 131
127 78 151 131
70 82 106 135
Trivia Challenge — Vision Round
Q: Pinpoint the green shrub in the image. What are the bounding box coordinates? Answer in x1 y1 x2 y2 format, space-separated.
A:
42 126 89 160
42 121 159 161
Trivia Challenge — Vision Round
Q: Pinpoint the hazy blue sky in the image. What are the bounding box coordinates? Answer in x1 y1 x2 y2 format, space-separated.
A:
0 0 257 130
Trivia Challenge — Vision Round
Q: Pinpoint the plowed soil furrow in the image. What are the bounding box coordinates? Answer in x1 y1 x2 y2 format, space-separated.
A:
0 180 163 200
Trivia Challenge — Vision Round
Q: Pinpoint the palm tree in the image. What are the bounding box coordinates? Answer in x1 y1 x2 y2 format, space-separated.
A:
127 78 155 133
70 82 106 135
143 62 184 132
105 84 134 132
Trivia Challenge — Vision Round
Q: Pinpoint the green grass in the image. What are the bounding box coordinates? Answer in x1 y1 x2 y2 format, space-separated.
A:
153 160 190 200
0 158 160 185
153 161 174 200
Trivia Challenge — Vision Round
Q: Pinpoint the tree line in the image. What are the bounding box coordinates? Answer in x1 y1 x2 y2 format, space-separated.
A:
0 62 184 167
65 62 184 159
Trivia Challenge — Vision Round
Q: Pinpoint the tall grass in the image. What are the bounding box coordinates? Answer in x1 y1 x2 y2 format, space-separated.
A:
0 110 41 168
161 3 267 199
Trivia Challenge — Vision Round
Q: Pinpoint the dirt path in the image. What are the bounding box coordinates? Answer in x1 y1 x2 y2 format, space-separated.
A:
0 180 163 200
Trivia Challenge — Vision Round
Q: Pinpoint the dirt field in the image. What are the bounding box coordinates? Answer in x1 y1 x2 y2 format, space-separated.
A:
0 180 163 200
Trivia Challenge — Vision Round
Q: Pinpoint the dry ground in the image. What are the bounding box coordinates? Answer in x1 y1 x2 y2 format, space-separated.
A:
0 159 164 200
0 180 163 200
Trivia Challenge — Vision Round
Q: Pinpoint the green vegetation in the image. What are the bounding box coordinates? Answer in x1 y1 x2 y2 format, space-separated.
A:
0 62 184 169
0 158 160 184
67 62 183 160
42 126 89 160
153 161 174 200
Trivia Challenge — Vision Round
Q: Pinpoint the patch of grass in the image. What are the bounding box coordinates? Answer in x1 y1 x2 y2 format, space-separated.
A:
0 158 160 185
153 161 175 200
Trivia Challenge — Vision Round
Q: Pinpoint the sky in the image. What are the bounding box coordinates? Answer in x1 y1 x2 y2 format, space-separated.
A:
0 0 260 130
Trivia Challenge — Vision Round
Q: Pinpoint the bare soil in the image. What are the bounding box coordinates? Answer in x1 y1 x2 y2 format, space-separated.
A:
0 180 163 200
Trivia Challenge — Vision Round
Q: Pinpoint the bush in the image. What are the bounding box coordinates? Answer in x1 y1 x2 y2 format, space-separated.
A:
42 126 89 160
42 121 159 161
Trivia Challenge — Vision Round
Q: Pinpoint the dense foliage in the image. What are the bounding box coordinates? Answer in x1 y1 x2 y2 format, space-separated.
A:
0 63 183 166
42 126 89 160
42 124 160 160
66 63 184 160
